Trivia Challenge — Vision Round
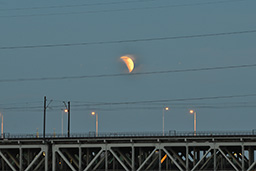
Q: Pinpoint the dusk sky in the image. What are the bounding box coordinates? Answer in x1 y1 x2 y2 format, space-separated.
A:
0 0 256 135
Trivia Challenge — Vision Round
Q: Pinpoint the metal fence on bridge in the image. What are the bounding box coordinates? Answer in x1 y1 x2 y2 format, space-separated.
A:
2 130 256 139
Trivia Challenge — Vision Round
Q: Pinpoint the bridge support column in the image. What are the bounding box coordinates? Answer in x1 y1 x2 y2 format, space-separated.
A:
52 146 56 171
214 145 216 171
186 145 189 171
242 144 244 171
132 145 135 171
45 146 48 171
78 146 81 171
19 147 23 171
159 147 161 171
249 147 254 166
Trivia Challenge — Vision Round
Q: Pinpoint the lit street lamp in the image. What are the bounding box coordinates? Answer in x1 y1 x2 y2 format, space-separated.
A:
163 107 169 136
61 109 68 136
91 112 98 137
189 110 196 136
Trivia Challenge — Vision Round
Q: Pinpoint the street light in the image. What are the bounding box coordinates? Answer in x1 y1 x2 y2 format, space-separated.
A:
162 107 169 136
91 112 98 137
61 109 68 136
189 110 196 136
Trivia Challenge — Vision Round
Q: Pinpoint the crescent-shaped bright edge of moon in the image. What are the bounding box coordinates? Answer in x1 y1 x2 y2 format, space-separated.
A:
120 56 134 73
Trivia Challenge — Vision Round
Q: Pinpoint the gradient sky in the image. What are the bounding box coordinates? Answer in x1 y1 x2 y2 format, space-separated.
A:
0 0 256 135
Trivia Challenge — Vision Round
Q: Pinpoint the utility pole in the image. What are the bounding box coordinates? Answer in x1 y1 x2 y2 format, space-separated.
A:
43 96 53 139
43 96 46 139
68 101 70 137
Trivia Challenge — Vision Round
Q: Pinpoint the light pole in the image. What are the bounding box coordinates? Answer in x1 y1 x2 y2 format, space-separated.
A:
162 107 169 136
61 109 68 136
92 112 98 137
62 101 71 137
189 110 196 136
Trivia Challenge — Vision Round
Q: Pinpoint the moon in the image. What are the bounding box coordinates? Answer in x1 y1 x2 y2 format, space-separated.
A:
120 56 134 73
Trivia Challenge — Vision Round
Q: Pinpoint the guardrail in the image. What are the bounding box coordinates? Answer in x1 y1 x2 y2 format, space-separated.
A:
1 130 256 139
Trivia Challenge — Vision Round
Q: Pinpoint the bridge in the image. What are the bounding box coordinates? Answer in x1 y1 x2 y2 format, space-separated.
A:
1 131 256 171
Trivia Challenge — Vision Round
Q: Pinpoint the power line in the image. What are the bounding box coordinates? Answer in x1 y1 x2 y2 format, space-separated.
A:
69 93 256 106
0 0 158 11
5 104 256 112
2 93 256 112
0 29 255 50
0 0 246 18
0 63 255 83
0 0 152 11
65 104 256 112
70 101 256 107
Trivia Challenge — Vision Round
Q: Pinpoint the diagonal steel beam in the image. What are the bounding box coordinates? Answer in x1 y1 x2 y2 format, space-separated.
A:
145 154 158 170
109 148 129 171
33 157 45 171
238 154 249 162
57 150 76 171
84 149 103 171
199 151 219 170
116 149 132 168
0 150 16 171
218 148 239 171
163 148 183 171
247 160 256 171
137 148 157 171
92 152 106 170
223 148 242 169
5 150 19 168
168 148 186 168
24 151 43 171
62 149 79 169
191 148 212 171
145 156 159 170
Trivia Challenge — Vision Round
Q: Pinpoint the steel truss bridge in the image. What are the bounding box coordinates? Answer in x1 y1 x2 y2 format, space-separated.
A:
1 131 256 171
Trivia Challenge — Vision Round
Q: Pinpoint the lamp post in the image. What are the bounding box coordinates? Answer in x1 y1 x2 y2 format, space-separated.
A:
189 110 196 136
67 102 70 137
92 112 98 137
162 107 169 136
61 109 68 136
62 101 70 137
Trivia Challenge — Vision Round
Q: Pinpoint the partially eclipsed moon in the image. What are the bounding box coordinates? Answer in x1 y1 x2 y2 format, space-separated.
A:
120 56 134 73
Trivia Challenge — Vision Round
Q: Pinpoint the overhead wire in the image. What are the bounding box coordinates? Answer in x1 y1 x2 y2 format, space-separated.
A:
0 0 247 18
2 93 256 112
3 102 256 112
4 93 256 109
0 0 159 11
0 63 255 83
64 105 256 112
0 29 256 50
68 93 256 106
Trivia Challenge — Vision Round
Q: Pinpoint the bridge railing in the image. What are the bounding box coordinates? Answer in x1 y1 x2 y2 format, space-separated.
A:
2 130 256 139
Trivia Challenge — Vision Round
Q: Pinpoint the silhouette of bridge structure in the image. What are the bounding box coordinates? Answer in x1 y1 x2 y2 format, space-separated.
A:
1 131 256 171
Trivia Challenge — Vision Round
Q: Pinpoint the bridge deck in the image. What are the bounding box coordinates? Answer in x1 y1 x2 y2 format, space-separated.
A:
1 132 256 171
